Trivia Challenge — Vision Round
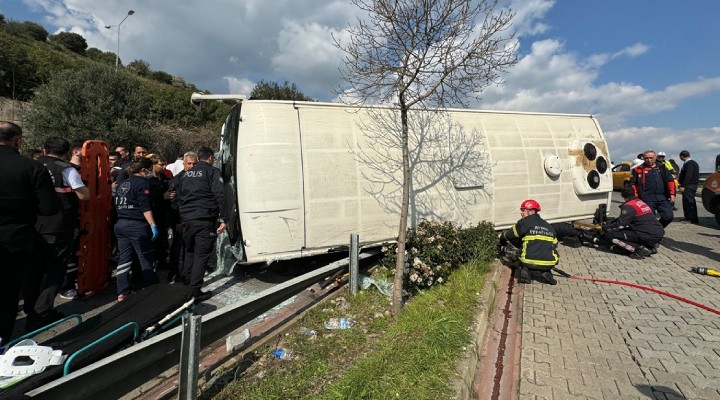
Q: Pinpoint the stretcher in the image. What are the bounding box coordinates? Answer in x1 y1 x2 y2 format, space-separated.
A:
0 284 191 399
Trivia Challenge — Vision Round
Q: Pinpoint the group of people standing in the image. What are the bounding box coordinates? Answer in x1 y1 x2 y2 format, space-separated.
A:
629 149 700 226
109 145 227 303
0 120 226 346
0 124 94 345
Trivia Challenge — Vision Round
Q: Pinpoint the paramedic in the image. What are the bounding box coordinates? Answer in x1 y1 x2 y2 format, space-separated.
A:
35 137 90 305
114 157 159 301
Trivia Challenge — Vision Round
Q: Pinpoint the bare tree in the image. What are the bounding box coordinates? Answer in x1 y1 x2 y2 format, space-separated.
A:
334 0 517 315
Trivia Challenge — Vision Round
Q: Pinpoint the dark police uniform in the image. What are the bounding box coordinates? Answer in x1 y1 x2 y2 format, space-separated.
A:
630 163 675 227
0 145 59 344
600 197 664 255
177 161 226 297
114 175 159 296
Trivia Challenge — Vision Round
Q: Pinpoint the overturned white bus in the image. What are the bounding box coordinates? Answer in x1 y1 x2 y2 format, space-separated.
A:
192 94 612 264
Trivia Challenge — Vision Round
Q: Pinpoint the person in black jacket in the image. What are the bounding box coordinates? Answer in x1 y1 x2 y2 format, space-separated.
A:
678 150 700 224
35 137 90 306
147 153 171 270
502 199 559 285
166 152 198 284
114 158 159 301
591 186 665 259
177 147 226 302
0 122 59 344
629 150 675 227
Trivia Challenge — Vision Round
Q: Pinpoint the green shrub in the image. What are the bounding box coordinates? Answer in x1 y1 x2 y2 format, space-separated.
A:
458 221 499 263
382 219 497 293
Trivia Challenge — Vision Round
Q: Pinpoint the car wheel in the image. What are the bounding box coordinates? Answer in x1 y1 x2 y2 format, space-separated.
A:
715 207 720 227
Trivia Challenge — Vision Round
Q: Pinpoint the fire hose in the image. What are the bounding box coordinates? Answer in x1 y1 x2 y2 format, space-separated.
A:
552 267 720 316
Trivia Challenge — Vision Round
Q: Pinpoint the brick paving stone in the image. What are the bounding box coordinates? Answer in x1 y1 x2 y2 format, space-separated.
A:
517 192 720 400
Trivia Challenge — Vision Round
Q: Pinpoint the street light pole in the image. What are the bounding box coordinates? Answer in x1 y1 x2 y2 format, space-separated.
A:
105 10 135 72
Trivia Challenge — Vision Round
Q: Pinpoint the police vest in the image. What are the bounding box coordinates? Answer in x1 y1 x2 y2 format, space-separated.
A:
35 155 79 235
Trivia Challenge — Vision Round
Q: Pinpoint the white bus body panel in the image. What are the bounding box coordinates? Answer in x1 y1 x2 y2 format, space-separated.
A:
233 101 612 263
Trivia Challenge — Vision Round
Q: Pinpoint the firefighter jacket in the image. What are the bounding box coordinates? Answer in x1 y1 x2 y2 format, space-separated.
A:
602 198 664 243
177 161 227 223
0 145 59 243
503 213 559 268
35 155 80 235
629 163 675 201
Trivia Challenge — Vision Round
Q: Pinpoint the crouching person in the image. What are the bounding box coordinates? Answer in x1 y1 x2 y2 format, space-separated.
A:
503 199 559 285
594 186 664 259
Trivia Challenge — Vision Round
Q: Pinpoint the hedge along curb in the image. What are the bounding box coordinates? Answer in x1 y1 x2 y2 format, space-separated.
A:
452 259 503 400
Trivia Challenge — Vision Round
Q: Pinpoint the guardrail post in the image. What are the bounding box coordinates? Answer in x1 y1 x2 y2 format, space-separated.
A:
179 313 202 400
349 234 359 295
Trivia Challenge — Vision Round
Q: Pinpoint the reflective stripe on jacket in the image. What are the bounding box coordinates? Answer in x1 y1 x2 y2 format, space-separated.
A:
504 213 559 267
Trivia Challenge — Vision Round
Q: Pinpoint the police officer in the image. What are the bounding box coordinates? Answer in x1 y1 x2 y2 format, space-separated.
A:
167 152 198 284
629 150 675 227
177 147 226 302
0 122 59 344
503 199 559 285
593 185 664 259
114 157 160 301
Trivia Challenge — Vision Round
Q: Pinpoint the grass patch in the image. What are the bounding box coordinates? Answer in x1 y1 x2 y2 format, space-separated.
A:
212 259 491 400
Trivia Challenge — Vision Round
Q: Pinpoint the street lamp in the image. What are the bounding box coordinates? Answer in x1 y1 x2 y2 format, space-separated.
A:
105 10 135 71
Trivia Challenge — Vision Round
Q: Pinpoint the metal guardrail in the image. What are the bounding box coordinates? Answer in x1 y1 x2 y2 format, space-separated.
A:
25 252 379 400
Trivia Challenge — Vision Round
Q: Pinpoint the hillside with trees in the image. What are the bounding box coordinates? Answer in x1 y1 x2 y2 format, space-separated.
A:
0 13 232 158
0 13 317 158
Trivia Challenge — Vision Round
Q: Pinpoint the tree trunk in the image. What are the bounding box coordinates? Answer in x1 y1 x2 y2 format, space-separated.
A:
392 103 411 316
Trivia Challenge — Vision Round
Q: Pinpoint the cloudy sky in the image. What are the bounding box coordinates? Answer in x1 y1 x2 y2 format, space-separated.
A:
3 0 719 171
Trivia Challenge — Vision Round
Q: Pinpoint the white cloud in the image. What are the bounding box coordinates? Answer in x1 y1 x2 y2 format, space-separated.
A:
605 126 720 171
18 0 720 171
508 0 555 36
271 20 346 96
613 43 649 58
223 77 255 95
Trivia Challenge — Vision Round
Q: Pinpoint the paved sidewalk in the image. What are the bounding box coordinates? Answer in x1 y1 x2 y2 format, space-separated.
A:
519 197 720 400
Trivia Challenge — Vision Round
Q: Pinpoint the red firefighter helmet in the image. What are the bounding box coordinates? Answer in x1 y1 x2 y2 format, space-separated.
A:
520 199 541 211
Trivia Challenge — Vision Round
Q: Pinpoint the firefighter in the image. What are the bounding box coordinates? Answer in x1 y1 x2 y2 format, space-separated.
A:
591 185 664 259
629 150 675 227
502 199 559 285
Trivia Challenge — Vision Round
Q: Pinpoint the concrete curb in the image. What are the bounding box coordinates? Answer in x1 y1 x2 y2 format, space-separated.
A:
453 260 503 400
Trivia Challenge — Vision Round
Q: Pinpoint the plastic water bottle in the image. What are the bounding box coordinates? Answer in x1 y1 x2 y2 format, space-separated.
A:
271 348 294 360
323 317 355 330
300 327 317 336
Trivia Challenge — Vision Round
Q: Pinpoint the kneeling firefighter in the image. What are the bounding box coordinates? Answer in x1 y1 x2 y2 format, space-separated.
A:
502 199 559 285
590 185 664 259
